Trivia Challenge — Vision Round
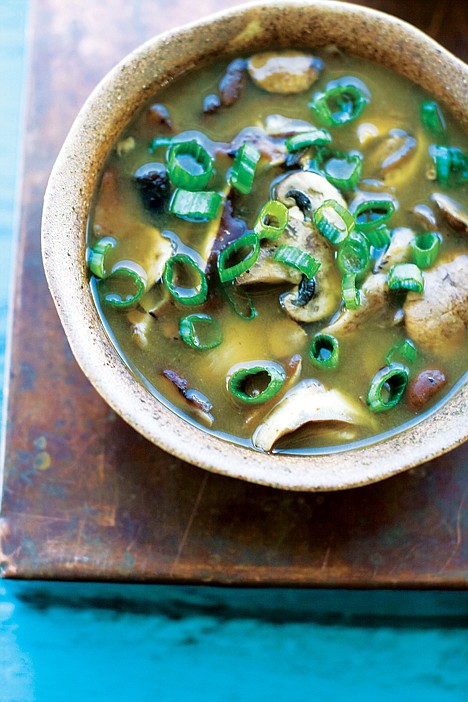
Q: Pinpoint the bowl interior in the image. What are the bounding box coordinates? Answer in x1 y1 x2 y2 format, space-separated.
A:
42 0 468 490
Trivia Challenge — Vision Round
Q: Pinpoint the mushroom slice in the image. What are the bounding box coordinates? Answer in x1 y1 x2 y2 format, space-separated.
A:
274 171 347 212
247 51 322 94
253 379 373 452
404 255 468 353
373 227 415 273
431 193 468 233
323 273 389 337
263 114 315 137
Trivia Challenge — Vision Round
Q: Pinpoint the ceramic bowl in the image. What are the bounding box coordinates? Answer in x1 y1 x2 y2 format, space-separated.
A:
42 0 468 491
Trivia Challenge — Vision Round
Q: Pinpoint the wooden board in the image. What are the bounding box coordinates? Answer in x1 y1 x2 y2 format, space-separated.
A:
1 0 467 586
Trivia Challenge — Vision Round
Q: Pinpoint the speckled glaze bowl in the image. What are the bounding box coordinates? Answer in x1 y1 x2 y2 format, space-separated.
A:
42 0 468 491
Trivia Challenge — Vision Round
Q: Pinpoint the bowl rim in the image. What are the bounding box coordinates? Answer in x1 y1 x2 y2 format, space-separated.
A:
42 0 468 491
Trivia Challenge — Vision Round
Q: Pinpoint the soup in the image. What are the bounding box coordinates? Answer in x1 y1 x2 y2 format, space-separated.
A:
87 49 468 453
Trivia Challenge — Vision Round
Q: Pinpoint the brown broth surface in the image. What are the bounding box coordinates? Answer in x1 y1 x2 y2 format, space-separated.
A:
88 50 468 453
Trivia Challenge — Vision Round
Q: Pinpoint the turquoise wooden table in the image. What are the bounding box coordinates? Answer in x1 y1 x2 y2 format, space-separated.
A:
1 1 468 700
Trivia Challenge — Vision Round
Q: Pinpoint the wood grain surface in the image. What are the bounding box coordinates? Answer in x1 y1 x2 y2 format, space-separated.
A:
1 0 467 586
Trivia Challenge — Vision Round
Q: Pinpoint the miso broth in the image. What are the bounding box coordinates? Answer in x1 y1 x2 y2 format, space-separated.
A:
88 49 468 453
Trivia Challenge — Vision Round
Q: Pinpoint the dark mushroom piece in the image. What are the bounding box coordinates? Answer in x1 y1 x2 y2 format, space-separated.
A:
431 193 468 233
133 162 170 213
162 369 214 426
218 58 247 107
147 103 173 130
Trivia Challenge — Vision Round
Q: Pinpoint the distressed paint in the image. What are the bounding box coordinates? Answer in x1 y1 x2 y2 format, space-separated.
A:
0 0 467 586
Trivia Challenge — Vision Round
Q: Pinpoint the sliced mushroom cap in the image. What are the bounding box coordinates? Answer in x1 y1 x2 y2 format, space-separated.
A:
404 255 468 353
431 193 468 233
323 273 389 337
247 51 322 94
275 170 347 212
373 227 415 273
253 378 373 452
411 203 438 231
263 114 315 137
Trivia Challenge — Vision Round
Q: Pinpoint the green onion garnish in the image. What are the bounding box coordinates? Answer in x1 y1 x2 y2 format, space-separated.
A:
167 140 213 191
385 339 417 366
274 245 321 279
411 232 441 269
367 363 409 412
217 232 260 283
254 200 288 240
98 267 145 309
222 281 257 320
342 272 360 309
309 333 340 369
285 128 332 152
315 148 362 190
309 78 370 126
227 362 286 404
88 236 115 278
428 145 468 186
314 199 355 245
388 263 424 293
364 224 391 249
163 254 208 306
350 198 395 232
179 313 222 350
229 143 261 194
337 230 370 275
421 101 446 135
169 188 222 221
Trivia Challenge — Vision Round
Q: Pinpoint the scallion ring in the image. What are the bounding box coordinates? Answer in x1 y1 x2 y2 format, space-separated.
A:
229 143 261 195
274 245 321 279
350 198 395 232
254 200 288 240
421 101 446 135
337 230 370 275
99 267 145 309
310 333 340 369
411 232 441 269
227 361 286 404
222 281 257 320
163 254 208 306
385 339 417 366
388 263 424 293
367 363 409 412
179 314 222 350
88 236 115 278
315 148 362 190
428 145 468 186
217 232 260 283
364 224 391 250
169 188 222 221
309 78 370 126
285 128 332 152
167 140 213 190
342 272 360 309
314 199 355 245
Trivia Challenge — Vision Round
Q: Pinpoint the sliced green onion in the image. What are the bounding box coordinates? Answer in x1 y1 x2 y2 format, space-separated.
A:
88 236 115 278
385 339 417 366
222 281 257 320
315 148 362 190
217 232 260 283
169 188 222 221
364 224 391 249
350 198 395 232
285 128 332 152
167 140 213 190
99 267 145 309
314 199 355 245
342 272 360 309
337 230 370 275
411 231 441 269
254 200 288 240
163 254 208 306
428 145 468 186
421 101 446 135
309 333 340 369
274 245 321 279
227 362 286 404
367 363 409 412
179 313 222 349
388 263 424 293
229 143 261 194
309 79 369 126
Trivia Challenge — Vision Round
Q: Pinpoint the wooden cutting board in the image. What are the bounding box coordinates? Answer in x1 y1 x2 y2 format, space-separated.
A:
1 0 467 586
